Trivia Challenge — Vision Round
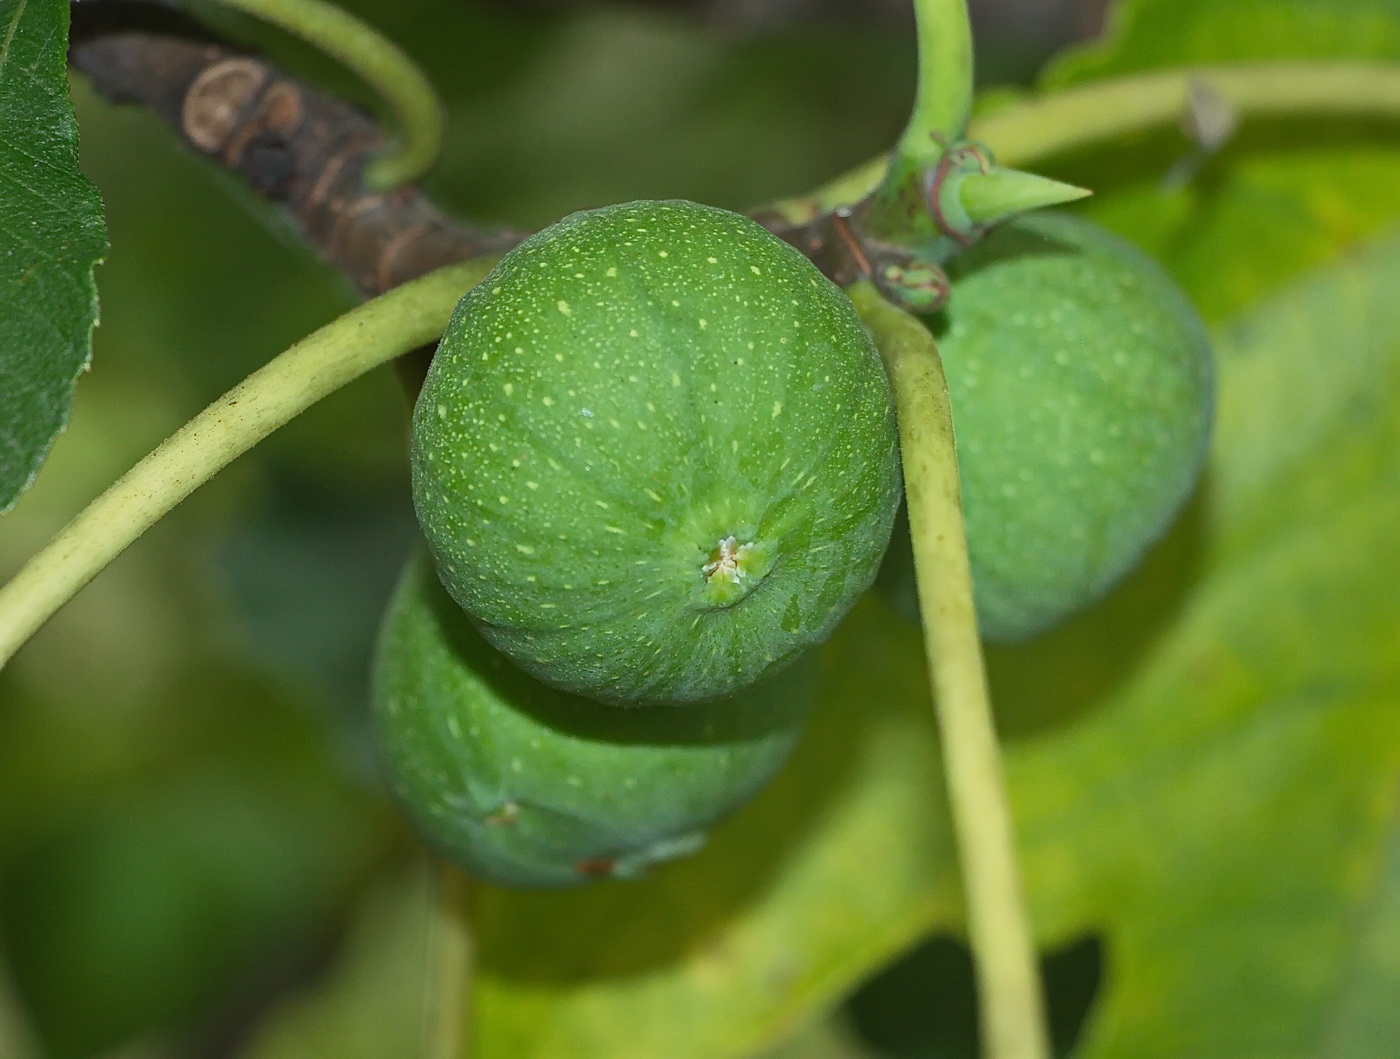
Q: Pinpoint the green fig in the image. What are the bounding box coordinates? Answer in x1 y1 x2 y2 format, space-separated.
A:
372 554 812 889
412 200 900 706
880 211 1213 640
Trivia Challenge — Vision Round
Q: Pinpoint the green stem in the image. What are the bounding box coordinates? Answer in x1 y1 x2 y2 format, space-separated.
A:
861 0 973 252
983 61 1400 167
424 863 474 1059
898 0 974 164
848 281 1049 1059
203 0 445 187
802 61 1400 212
0 259 494 670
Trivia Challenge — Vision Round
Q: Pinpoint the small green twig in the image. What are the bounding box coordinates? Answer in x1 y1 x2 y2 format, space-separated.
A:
200 0 445 188
849 281 1050 1059
984 61 1400 168
795 61 1400 214
897 0 974 165
854 0 974 288
0 259 495 670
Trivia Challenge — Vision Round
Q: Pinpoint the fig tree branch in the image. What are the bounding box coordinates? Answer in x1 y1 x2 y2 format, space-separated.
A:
69 1 520 297
208 0 446 188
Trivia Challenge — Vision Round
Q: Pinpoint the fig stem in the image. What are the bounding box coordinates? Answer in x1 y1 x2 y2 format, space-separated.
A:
798 61 1400 213
0 258 495 670
858 0 974 263
197 0 444 188
424 863 475 1058
849 281 1050 1059
986 61 1400 167
898 0 974 163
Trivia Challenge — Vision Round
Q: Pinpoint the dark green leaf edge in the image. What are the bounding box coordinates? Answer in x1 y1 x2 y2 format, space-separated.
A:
0 0 107 513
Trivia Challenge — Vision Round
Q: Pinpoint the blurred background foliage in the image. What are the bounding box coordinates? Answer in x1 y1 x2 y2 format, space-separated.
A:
2 0 1400 1056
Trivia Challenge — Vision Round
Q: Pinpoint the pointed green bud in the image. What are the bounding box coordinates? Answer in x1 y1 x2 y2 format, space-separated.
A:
956 167 1091 227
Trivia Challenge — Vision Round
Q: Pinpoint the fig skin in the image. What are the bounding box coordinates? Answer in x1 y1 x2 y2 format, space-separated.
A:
372 554 813 889
880 211 1213 641
412 199 900 707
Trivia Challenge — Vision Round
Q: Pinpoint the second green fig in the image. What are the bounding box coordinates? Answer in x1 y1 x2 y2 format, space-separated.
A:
880 211 1213 640
373 555 812 889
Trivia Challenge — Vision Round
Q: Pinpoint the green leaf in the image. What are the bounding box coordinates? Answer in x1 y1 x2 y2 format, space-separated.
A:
0 955 40 1059
1046 0 1400 84
1004 232 1400 1056
1074 143 1400 324
0 0 106 512
1024 0 1400 324
1314 815 1400 1052
1206 230 1400 556
0 655 392 1057
241 864 452 1059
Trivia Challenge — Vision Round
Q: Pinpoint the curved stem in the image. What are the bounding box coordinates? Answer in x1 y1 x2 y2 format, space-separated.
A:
983 61 1400 167
857 0 973 277
848 281 1049 1059
800 61 1400 213
898 0 974 164
203 0 444 188
0 258 495 670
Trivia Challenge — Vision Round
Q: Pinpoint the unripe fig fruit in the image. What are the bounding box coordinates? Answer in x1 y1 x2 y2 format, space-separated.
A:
412 200 900 706
372 554 812 889
880 211 1213 640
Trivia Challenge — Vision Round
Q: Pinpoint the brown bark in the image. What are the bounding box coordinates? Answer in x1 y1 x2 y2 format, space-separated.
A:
67 2 872 299
70 2 524 298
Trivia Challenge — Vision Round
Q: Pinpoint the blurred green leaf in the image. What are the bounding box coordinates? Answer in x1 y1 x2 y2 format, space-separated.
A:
1205 224 1400 557
240 862 452 1059
0 955 39 1059
0 0 107 512
1005 232 1400 1056
1046 0 1400 83
750 1013 881 1059
0 658 392 1058
419 6 914 229
1029 0 1400 324
211 473 418 722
